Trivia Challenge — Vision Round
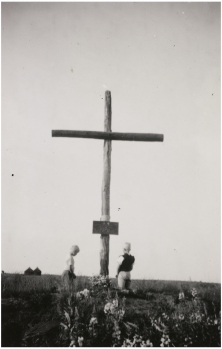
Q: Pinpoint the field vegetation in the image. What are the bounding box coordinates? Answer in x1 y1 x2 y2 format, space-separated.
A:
1 273 221 347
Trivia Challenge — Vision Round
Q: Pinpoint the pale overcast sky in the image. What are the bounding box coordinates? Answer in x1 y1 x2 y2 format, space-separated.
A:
2 2 220 282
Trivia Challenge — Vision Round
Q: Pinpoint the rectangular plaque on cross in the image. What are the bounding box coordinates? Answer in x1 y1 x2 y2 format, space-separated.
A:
93 221 119 235
52 91 164 276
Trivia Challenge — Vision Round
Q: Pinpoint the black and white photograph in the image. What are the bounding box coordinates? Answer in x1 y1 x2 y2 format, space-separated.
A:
1 2 221 347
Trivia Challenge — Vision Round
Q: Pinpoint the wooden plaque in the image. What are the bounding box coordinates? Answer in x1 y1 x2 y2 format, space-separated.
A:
93 221 119 235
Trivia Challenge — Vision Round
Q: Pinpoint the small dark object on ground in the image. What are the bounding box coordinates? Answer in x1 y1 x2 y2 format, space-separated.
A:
114 288 156 300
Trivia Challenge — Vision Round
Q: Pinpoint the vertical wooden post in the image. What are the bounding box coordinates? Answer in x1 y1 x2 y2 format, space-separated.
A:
100 91 112 276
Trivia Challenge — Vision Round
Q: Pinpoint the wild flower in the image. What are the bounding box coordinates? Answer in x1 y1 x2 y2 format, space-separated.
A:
151 317 169 335
89 275 111 290
190 312 202 323
76 292 81 299
162 313 169 321
76 288 90 300
122 338 134 347
104 299 122 316
141 339 153 347
118 309 125 318
57 275 220 347
82 289 90 297
89 316 98 339
195 313 202 322
160 334 171 347
179 314 184 320
90 317 98 325
112 320 121 341
103 295 126 346
184 337 193 346
78 337 84 347
122 335 143 347
178 292 185 300
113 299 118 307
69 339 75 347
191 288 198 298
104 302 116 314
207 317 214 325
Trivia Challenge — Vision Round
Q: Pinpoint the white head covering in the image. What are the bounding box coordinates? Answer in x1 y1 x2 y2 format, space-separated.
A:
123 242 131 253
70 245 80 254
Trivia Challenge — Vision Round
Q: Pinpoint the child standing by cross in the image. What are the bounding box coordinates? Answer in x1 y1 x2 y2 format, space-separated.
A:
62 245 80 291
116 242 135 291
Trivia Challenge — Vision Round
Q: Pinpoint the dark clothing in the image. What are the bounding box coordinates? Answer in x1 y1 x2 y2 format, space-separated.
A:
69 271 76 280
118 253 135 273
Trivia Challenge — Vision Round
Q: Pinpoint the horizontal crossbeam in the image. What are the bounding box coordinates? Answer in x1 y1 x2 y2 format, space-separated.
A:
52 130 164 142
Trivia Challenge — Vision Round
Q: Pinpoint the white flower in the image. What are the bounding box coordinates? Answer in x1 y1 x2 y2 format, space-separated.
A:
90 317 98 325
76 292 81 299
191 288 198 297
104 302 112 313
196 314 201 322
78 337 84 347
110 304 116 314
118 309 125 318
113 299 118 307
146 339 153 347
82 288 90 297
179 292 185 300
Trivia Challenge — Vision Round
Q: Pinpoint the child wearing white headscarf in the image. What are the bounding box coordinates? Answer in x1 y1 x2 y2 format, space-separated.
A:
116 242 135 290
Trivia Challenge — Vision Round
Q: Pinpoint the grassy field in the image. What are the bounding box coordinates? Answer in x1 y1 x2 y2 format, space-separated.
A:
1 273 221 347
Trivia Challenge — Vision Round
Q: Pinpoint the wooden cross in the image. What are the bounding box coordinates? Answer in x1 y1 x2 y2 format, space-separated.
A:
52 91 164 276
